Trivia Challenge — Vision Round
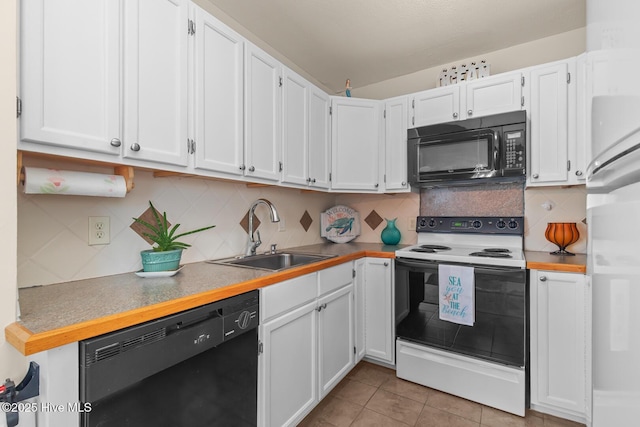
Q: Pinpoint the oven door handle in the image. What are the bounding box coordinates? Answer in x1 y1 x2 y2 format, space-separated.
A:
396 258 524 275
395 258 439 270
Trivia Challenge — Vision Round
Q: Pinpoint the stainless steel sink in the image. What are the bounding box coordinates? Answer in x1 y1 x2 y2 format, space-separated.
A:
207 252 336 271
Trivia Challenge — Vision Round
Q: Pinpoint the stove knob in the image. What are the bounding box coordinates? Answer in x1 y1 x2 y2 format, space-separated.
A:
428 218 437 228
508 220 519 229
496 220 506 229
472 220 482 229
418 218 427 228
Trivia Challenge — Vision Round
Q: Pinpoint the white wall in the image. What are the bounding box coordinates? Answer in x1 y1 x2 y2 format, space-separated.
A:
353 28 586 100
0 0 28 381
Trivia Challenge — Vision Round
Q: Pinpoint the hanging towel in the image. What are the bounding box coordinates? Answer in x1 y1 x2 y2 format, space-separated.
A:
439 264 475 326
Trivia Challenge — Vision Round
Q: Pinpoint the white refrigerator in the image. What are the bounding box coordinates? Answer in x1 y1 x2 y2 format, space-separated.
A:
586 0 640 425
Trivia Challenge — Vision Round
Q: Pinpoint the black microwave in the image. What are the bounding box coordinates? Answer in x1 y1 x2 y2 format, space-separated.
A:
407 110 526 187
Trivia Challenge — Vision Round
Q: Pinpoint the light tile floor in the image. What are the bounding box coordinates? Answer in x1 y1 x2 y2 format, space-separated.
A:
300 361 585 427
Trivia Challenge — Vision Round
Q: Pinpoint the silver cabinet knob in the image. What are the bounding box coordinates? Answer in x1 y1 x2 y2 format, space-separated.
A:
532 173 539 179
248 166 255 172
453 112 458 118
539 276 547 282
401 181 407 186
575 170 583 176
110 138 121 147
311 178 316 183
467 109 473 116
130 143 140 152
374 183 379 188
384 262 389 267
306 177 311 183
239 164 246 171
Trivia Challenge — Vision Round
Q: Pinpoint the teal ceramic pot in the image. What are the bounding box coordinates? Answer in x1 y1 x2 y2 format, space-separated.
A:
381 218 401 245
140 249 183 272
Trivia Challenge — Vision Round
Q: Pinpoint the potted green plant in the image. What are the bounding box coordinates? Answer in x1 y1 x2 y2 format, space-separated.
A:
133 201 215 272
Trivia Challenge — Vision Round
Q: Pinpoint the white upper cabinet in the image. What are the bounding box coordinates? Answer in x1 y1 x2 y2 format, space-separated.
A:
527 61 570 185
573 53 588 183
122 0 189 166
465 71 523 119
192 6 244 176
281 70 331 190
307 86 331 189
20 0 121 156
383 96 410 192
410 85 461 127
525 57 584 187
281 68 309 186
245 44 282 181
330 97 381 191
408 71 523 128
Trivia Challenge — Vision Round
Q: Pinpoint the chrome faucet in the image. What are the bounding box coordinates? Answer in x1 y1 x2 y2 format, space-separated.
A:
246 199 280 256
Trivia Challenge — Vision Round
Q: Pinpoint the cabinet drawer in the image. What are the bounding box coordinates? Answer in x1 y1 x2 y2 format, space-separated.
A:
261 273 317 321
318 262 353 296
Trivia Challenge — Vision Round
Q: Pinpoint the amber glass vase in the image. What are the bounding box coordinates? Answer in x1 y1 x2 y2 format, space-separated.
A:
545 222 580 256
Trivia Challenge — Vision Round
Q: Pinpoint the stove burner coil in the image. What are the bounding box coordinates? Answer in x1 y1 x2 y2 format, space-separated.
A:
482 248 511 253
469 251 512 258
419 245 452 250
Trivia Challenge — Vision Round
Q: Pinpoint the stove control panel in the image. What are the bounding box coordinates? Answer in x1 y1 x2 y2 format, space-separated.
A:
416 216 524 235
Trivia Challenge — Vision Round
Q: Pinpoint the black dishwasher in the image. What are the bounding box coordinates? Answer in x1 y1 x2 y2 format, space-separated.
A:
79 290 259 427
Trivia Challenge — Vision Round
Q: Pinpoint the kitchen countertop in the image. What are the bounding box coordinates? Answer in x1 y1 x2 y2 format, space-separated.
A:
525 250 587 274
6 243 400 356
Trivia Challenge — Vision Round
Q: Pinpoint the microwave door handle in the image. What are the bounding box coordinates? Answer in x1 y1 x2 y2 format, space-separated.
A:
493 132 500 168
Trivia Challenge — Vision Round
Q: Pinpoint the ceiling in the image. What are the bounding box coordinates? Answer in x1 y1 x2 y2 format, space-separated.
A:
206 0 586 94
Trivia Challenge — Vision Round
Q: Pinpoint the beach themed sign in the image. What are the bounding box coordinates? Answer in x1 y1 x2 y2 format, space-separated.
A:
438 264 475 326
321 205 360 243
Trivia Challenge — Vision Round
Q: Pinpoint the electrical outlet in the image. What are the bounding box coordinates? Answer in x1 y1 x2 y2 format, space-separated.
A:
278 218 286 232
408 217 417 231
89 216 110 245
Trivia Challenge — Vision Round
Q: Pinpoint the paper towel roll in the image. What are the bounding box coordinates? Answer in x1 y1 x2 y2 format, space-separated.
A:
23 167 127 197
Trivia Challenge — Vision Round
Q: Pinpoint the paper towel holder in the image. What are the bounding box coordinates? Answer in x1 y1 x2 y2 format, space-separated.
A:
17 151 135 193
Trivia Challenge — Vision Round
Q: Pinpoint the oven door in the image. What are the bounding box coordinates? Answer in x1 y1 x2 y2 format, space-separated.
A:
408 128 500 184
395 258 527 367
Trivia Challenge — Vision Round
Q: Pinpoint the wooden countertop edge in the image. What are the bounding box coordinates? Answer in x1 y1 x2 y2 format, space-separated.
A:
526 261 586 274
6 250 395 356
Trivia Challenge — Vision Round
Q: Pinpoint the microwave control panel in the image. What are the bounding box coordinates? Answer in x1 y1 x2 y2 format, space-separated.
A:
503 124 526 174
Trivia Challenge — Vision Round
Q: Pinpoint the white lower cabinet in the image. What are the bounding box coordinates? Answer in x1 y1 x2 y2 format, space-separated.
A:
259 263 354 427
530 269 589 423
363 258 395 364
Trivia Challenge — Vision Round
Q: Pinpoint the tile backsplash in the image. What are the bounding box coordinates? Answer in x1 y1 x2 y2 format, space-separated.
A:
335 193 420 246
524 185 587 254
17 157 586 289
18 163 335 288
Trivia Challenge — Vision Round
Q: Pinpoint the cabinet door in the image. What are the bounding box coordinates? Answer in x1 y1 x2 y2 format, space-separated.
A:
259 301 318 427
354 259 366 362
281 68 308 186
384 96 410 192
245 44 281 181
528 62 570 185
331 97 381 191
411 85 460 127
20 0 121 156
530 270 586 417
364 258 394 364
123 0 189 166
465 71 523 119
574 54 588 183
307 86 331 189
193 6 244 176
318 284 355 398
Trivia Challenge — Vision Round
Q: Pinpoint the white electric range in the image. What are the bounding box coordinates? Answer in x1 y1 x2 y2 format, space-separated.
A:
394 216 528 416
